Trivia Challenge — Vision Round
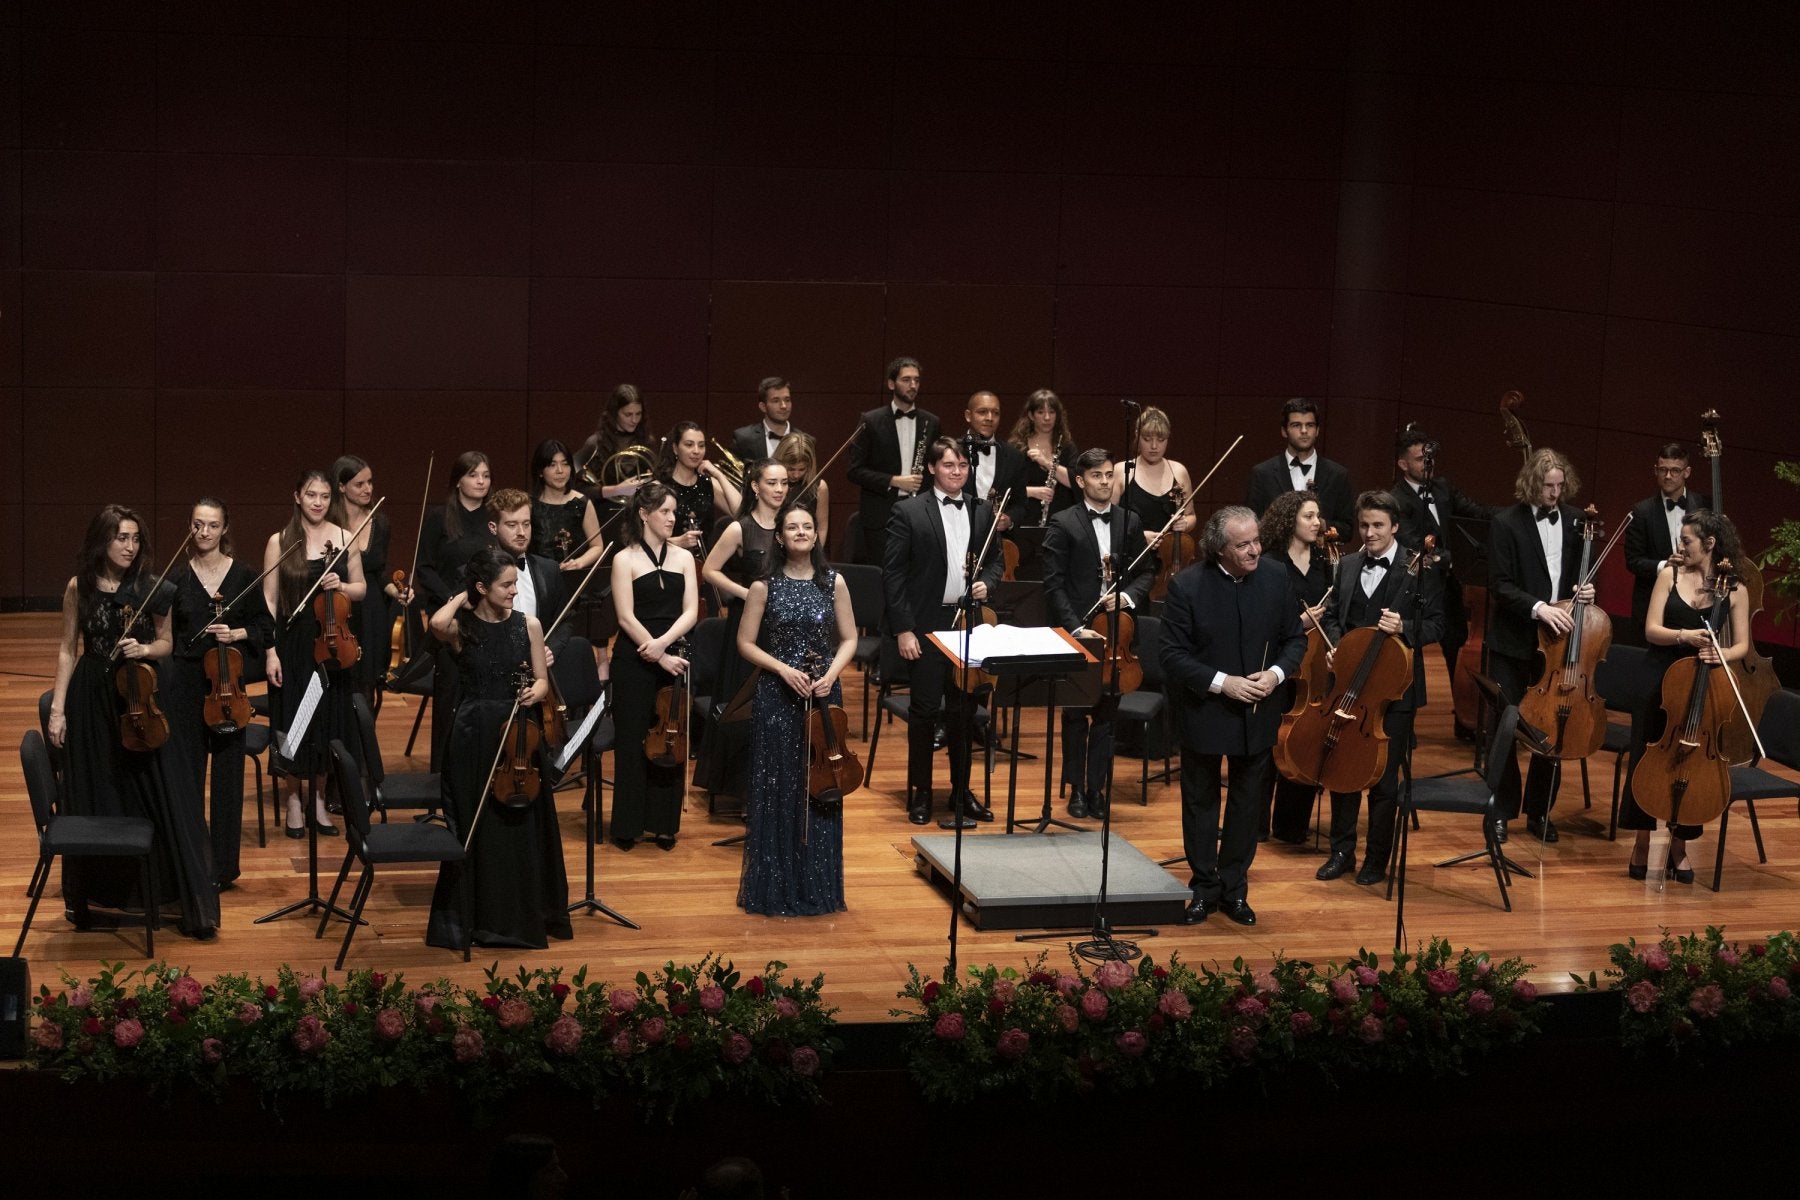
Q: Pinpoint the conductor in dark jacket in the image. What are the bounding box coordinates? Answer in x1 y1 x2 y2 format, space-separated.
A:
1487 448 1593 841
1245 398 1355 536
1623 442 1707 634
848 356 939 568
1041 448 1158 819
1159 505 1307 926
883 437 1005 827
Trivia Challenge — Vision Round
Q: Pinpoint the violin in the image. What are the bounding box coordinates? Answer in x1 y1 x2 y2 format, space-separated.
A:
201 591 253 735
1699 409 1779 764
803 650 863 808
540 657 571 750
645 636 691 767
492 660 543 809
1630 566 1738 828
553 527 575 562
1283 540 1429 792
1149 482 1199 601
1089 554 1143 694
113 603 171 753
312 540 361 670
1519 505 1617 760
986 487 1020 581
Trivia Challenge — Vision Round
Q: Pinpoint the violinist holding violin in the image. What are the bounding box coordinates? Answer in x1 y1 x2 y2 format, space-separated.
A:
1042 448 1157 820
264 469 366 840
733 501 856 917
1259 490 1332 844
424 545 572 951
47 505 219 939
164 498 270 890
1618 508 1751 884
330 454 403 695
1315 491 1443 887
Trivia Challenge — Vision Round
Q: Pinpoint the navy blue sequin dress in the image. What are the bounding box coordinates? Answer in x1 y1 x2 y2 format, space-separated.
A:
737 571 847 917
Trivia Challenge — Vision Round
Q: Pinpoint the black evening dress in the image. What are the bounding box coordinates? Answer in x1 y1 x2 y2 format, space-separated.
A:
62 582 220 937
1618 582 1713 841
1014 439 1081 527
531 493 589 560
351 513 391 693
694 516 774 798
609 566 687 841
738 571 847 916
268 556 356 782
426 611 573 950
665 474 716 549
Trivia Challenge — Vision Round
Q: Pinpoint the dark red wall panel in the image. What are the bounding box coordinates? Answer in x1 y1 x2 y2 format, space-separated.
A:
158 273 345 389
348 159 530 276
1059 175 1226 288
529 277 711 393
158 34 347 156
22 150 156 270
534 162 713 279
348 39 530 160
21 29 155 151
532 46 715 164
22 270 155 387
889 173 1059 286
159 154 346 273
346 276 527 391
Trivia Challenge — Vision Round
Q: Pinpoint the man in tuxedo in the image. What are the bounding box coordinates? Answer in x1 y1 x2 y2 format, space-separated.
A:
1315 491 1444 886
1246 398 1355 535
956 391 1035 528
1041 448 1159 819
883 437 1004 826
1624 442 1708 636
487 489 571 657
1488 448 1594 842
731 376 800 465
848 356 939 567
1390 427 1497 721
1159 505 1308 926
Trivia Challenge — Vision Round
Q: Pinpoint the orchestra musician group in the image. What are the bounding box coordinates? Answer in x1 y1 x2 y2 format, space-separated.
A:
35 361 1783 954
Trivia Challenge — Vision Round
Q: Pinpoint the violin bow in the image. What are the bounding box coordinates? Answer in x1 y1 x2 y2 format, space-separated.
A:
403 451 435 590
542 503 632 643
791 423 864 505
1304 585 1338 653
111 529 195 662
1122 434 1244 575
286 496 386 624
967 486 1012 588
187 535 306 648
1702 581 1769 762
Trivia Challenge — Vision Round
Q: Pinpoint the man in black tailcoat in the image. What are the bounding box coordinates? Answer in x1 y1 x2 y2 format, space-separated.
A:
1158 505 1307 926
1245 397 1355 536
1041 448 1159 819
1623 442 1707 636
847 356 939 567
883 438 1005 827
488 489 571 657
731 376 801 464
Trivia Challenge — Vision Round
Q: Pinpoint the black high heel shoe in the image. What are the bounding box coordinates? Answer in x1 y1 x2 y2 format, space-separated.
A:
1628 861 1648 881
1668 855 1695 885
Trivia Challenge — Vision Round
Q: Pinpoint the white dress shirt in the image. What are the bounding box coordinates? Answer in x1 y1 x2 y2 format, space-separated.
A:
936 489 970 605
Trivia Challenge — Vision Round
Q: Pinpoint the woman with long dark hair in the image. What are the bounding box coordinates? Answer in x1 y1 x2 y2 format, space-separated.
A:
733 501 854 916
424 544 572 950
47 505 219 937
608 483 699 850
414 451 492 611
529 437 606 571
329 454 400 694
657 420 741 556
1008 387 1080 525
263 469 367 838
574 384 654 517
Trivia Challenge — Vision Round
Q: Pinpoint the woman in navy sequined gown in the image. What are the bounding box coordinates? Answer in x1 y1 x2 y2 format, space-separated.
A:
734 502 855 916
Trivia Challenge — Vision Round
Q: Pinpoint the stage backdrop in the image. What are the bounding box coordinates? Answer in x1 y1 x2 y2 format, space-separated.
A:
3 3 1797 643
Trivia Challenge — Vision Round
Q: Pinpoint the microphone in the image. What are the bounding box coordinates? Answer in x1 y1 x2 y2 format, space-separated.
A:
1120 397 1141 410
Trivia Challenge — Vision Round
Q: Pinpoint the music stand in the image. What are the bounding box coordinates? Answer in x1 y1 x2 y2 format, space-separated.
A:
257 671 361 929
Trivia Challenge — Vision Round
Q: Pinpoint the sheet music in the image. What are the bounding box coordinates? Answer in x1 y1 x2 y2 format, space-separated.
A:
931 622 1082 667
275 669 325 762
557 700 607 773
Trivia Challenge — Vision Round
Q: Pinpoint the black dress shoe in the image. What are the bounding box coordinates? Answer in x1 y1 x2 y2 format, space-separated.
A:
654 834 676 851
1526 815 1559 843
285 822 306 840
1067 789 1089 819
1315 851 1354 881
1491 818 1509 844
1219 899 1256 926
1180 896 1214 925
1627 861 1648 881
1354 862 1386 886
1086 791 1109 820
955 790 994 822
610 836 637 851
908 788 932 826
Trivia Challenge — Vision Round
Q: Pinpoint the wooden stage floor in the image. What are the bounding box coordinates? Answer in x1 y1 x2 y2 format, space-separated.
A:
3 612 1796 1023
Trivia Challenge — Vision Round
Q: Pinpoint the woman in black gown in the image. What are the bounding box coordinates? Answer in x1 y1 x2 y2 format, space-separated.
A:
162 498 270 890
425 545 573 951
1618 509 1752 883
1258 490 1332 844
1115 405 1197 554
263 469 366 838
1008 388 1081 527
608 483 699 850
529 438 606 571
574 383 654 523
734 502 855 916
47 505 219 938
416 451 492 770
330 455 401 696
658 420 741 559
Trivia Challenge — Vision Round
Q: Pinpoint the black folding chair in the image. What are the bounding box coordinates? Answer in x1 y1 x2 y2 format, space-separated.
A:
1712 689 1800 891
352 692 442 823
831 563 887 739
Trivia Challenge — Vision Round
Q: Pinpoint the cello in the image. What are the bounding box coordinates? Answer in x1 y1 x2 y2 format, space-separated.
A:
803 649 864 810
1275 528 1341 782
201 591 254 735
1698 409 1779 764
1519 505 1632 759
1630 566 1739 828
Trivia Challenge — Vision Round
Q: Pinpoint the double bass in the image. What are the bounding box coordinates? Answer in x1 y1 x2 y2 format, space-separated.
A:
1631 566 1739 828
1451 389 1533 734
1698 409 1778 764
1519 505 1631 759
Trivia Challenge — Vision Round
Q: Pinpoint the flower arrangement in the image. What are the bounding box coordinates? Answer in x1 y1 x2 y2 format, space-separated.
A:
895 940 1541 1103
28 955 838 1120
1577 927 1800 1056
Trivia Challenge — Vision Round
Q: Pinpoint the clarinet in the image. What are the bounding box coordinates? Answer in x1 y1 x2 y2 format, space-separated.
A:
906 424 929 493
1036 434 1061 528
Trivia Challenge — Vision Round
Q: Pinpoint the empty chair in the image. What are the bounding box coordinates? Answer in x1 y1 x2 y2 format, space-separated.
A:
1710 689 1800 891
1590 645 1654 837
352 692 442 822
1114 615 1177 805
831 563 888 739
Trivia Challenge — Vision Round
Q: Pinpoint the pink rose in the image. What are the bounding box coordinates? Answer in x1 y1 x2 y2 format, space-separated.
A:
169 975 204 1011
774 996 800 1019
1626 981 1660 1014
31 1022 64 1052
933 1013 966 1041
790 1045 821 1076
698 985 726 1014
1354 965 1379 988
1252 969 1279 995
1095 960 1133 991
722 1032 753 1064
1080 989 1109 1021
1289 1010 1316 1037
111 1018 144 1049
1769 977 1791 1001
992 979 1017 1005
1157 990 1192 1021
608 988 639 1014
298 975 325 1001
292 1015 330 1054
1512 980 1538 1003
201 1037 223 1065
497 998 532 1031
610 1030 634 1058
1643 946 1671 973
1718 948 1741 968
745 975 767 998
1467 989 1495 1015
374 1009 406 1041
996 1028 1031 1060
1329 975 1359 1004
68 986 92 1011
1055 1004 1079 1033
544 1016 583 1056
1476 957 1493 978
416 992 440 1015
1115 1030 1147 1058
1054 974 1082 997
1357 1015 1385 1044
638 1016 666 1045
452 1025 485 1064
1226 1025 1259 1059
1426 968 1460 996
237 1002 263 1027
1688 984 1725 1019
1234 995 1267 1022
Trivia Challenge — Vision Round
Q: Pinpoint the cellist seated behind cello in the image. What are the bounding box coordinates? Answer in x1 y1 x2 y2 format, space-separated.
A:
1315 491 1444 887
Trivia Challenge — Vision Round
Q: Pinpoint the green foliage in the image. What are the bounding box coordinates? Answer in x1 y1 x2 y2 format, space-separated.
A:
1755 461 1800 620
1590 927 1800 1056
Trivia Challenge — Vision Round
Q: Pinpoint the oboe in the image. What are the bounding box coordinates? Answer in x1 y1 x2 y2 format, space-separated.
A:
1036 434 1061 528
905 423 929 492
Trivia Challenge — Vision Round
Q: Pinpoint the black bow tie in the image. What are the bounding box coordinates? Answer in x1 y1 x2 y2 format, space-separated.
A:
1536 506 1559 525
968 440 993 456
516 556 529 570
1666 496 1687 512
1417 484 1436 503
767 429 783 442
1086 508 1111 522
1290 457 1308 472
894 408 914 420
1363 556 1390 573
940 496 964 510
